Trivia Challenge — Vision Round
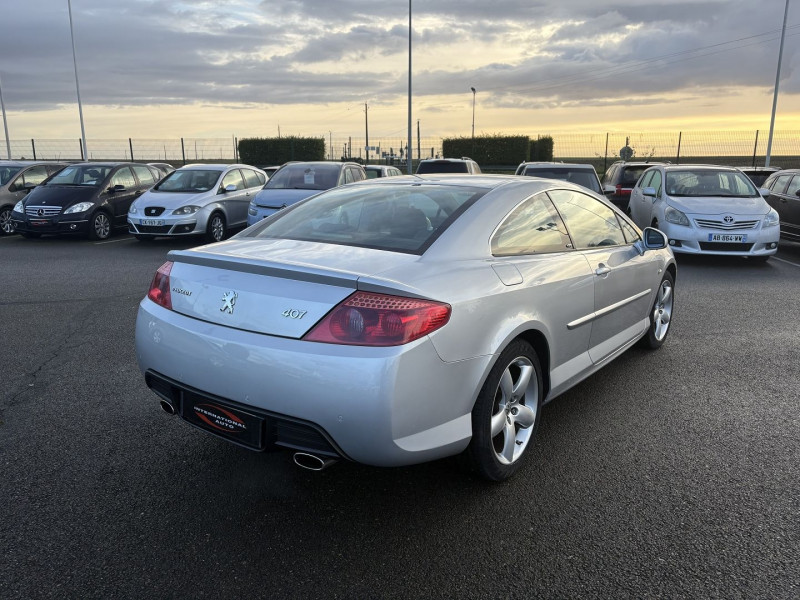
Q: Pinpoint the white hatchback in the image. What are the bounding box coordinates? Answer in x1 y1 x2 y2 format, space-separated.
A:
628 165 780 261
128 164 266 242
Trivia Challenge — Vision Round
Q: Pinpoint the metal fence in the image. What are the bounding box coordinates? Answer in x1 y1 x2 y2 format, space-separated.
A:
3 130 799 170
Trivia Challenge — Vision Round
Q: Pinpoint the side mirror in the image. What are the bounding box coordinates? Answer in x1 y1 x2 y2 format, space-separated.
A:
642 226 668 250
603 185 615 195
108 184 125 193
642 186 657 197
759 188 771 198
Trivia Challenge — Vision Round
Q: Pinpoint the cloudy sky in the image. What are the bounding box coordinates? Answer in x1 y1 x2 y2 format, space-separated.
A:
1 0 798 142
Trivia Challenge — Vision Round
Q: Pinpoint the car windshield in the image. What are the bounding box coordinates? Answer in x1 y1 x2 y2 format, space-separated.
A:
523 167 601 193
154 169 221 192
46 165 113 187
264 164 340 190
416 161 469 174
0 166 22 185
665 170 759 197
244 183 485 254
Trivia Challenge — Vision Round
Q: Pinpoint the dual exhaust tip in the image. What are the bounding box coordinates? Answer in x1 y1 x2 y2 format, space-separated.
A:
159 399 336 471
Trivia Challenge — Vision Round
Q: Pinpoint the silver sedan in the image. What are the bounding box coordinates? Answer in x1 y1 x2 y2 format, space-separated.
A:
135 175 676 481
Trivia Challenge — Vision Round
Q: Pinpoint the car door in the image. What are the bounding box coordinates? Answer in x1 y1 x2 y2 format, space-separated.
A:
218 169 248 225
777 174 800 239
105 166 139 226
548 189 658 364
9 165 50 202
629 168 654 226
489 191 595 392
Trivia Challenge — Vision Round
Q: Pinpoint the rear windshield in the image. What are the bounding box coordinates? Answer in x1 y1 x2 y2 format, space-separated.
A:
416 161 469 174
522 167 601 193
264 163 340 190
620 166 649 186
154 169 222 192
244 183 486 254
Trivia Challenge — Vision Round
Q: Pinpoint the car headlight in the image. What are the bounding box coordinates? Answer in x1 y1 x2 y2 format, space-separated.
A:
664 206 690 226
129 205 138 214
248 207 257 216
64 202 95 214
764 209 779 227
172 205 200 215
13 201 24 213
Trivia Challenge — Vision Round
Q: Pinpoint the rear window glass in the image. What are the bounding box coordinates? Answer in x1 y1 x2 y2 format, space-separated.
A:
416 161 469 174
245 184 485 254
265 164 340 190
620 166 649 186
522 167 600 193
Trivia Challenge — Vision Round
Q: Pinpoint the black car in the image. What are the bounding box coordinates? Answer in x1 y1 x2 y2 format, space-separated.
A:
739 166 781 188
602 161 665 212
11 162 161 240
0 161 69 235
762 169 800 242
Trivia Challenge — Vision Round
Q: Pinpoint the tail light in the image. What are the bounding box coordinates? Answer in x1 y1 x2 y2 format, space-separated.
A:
304 291 451 346
147 261 174 309
615 184 623 195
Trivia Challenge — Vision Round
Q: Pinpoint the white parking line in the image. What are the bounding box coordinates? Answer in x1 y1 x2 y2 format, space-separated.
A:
94 237 135 245
772 256 800 268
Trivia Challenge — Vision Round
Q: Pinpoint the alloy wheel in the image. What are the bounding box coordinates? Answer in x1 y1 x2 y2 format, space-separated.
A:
94 213 111 239
490 356 538 465
652 279 673 341
0 208 14 235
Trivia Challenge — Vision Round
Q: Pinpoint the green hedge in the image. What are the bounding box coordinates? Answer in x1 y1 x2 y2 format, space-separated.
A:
530 136 554 162
238 136 325 165
442 135 530 166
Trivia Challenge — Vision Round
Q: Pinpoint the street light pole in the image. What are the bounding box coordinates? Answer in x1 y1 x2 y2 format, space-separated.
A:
407 0 412 174
765 0 790 167
67 0 88 160
471 87 476 141
0 73 11 159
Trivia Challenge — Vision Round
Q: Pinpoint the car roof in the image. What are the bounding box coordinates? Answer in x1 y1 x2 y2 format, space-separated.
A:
661 164 744 172
0 160 68 167
351 173 580 193
520 162 595 169
176 163 264 171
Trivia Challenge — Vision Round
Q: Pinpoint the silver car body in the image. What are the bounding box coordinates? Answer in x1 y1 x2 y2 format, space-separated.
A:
628 164 780 257
128 164 266 239
136 175 675 467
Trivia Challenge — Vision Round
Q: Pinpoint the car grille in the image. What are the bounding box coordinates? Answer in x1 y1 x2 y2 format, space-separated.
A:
25 206 62 217
136 225 173 234
698 242 754 252
144 207 166 217
144 371 343 458
694 218 760 230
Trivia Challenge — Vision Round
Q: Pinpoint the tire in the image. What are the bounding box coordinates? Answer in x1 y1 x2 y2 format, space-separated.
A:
464 339 543 481
0 206 15 235
638 271 675 350
205 212 227 243
88 211 112 240
20 232 41 239
135 235 155 241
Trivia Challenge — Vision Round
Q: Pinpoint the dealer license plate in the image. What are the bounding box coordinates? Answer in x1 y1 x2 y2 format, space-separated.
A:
181 393 264 449
140 219 164 226
708 233 746 243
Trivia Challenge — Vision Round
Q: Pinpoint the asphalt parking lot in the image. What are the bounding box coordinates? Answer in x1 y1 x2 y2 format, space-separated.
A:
1 233 799 599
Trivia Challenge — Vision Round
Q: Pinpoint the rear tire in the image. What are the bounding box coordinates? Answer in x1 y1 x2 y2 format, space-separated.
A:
463 339 543 481
0 206 15 235
88 211 112 240
205 212 226 243
638 271 674 350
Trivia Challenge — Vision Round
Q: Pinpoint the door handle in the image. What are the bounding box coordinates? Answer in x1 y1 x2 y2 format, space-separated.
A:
595 264 611 276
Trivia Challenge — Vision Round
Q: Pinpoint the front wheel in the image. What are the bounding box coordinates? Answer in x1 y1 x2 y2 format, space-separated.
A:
638 271 675 349
463 339 543 481
205 212 226 243
88 211 112 240
0 206 15 235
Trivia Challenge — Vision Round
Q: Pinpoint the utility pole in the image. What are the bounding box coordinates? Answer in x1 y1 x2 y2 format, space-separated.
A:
0 73 11 159
417 119 421 164
329 131 332 160
365 103 370 165
67 0 88 161
765 0 790 167
407 0 412 174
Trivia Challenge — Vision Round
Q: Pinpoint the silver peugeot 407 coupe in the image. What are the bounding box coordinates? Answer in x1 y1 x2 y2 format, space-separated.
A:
135 175 676 481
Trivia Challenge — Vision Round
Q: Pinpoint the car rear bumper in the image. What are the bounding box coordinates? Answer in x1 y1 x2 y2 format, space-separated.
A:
135 299 489 466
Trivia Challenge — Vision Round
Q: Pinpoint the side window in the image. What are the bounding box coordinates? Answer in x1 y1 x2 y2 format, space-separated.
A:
772 174 792 194
221 169 245 191
639 170 655 189
786 175 800 197
617 215 641 244
602 164 616 185
242 168 263 188
110 167 136 189
20 166 49 189
354 168 366 181
650 170 663 195
47 164 66 175
548 189 626 249
491 193 572 256
343 168 355 184
131 164 155 187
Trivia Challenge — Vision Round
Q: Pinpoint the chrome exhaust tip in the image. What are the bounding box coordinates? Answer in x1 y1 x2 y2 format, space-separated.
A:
159 399 176 415
293 452 337 471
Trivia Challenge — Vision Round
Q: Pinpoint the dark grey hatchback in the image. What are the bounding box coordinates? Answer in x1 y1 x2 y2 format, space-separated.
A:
11 162 160 240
